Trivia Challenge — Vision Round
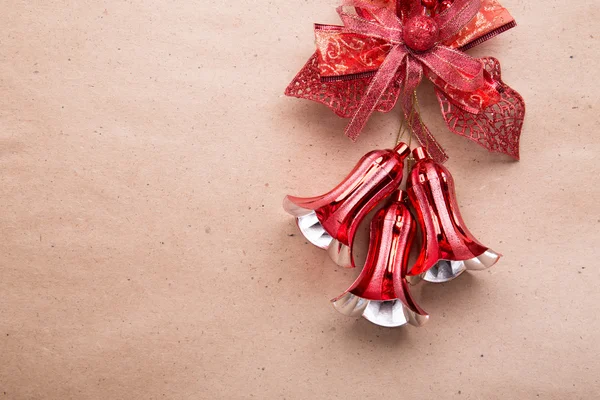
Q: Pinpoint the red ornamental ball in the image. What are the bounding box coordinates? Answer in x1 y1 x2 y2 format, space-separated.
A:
403 15 439 52
438 0 454 12
421 0 437 8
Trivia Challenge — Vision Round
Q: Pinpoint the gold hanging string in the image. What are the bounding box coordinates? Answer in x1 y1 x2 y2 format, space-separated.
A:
411 90 429 151
395 110 405 146
395 90 427 171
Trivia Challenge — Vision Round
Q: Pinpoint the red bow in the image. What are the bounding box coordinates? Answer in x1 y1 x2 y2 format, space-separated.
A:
286 0 525 162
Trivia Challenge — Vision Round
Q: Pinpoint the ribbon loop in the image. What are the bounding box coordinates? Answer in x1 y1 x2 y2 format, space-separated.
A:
434 0 482 42
416 46 484 92
336 6 403 42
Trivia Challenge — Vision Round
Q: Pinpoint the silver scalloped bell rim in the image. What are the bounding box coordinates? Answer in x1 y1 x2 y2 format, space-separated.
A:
282 197 352 268
422 249 501 283
327 239 352 268
331 292 429 328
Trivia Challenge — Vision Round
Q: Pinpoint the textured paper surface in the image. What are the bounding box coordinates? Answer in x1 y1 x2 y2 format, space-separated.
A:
1 1 599 399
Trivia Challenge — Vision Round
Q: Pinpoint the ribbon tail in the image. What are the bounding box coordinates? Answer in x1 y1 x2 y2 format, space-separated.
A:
401 56 448 163
344 45 407 141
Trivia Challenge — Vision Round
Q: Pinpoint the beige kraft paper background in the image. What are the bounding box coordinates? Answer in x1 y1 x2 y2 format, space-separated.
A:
1 0 599 399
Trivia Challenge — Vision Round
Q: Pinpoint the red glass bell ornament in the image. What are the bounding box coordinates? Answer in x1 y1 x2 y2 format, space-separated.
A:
283 143 411 267
332 191 429 327
407 147 501 283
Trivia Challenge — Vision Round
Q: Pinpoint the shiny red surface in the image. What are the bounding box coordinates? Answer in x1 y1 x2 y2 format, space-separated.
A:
407 147 489 276
285 143 409 246
345 192 427 316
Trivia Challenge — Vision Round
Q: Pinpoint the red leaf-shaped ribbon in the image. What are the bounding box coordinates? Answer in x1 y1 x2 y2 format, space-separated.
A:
285 53 402 119
436 57 525 159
